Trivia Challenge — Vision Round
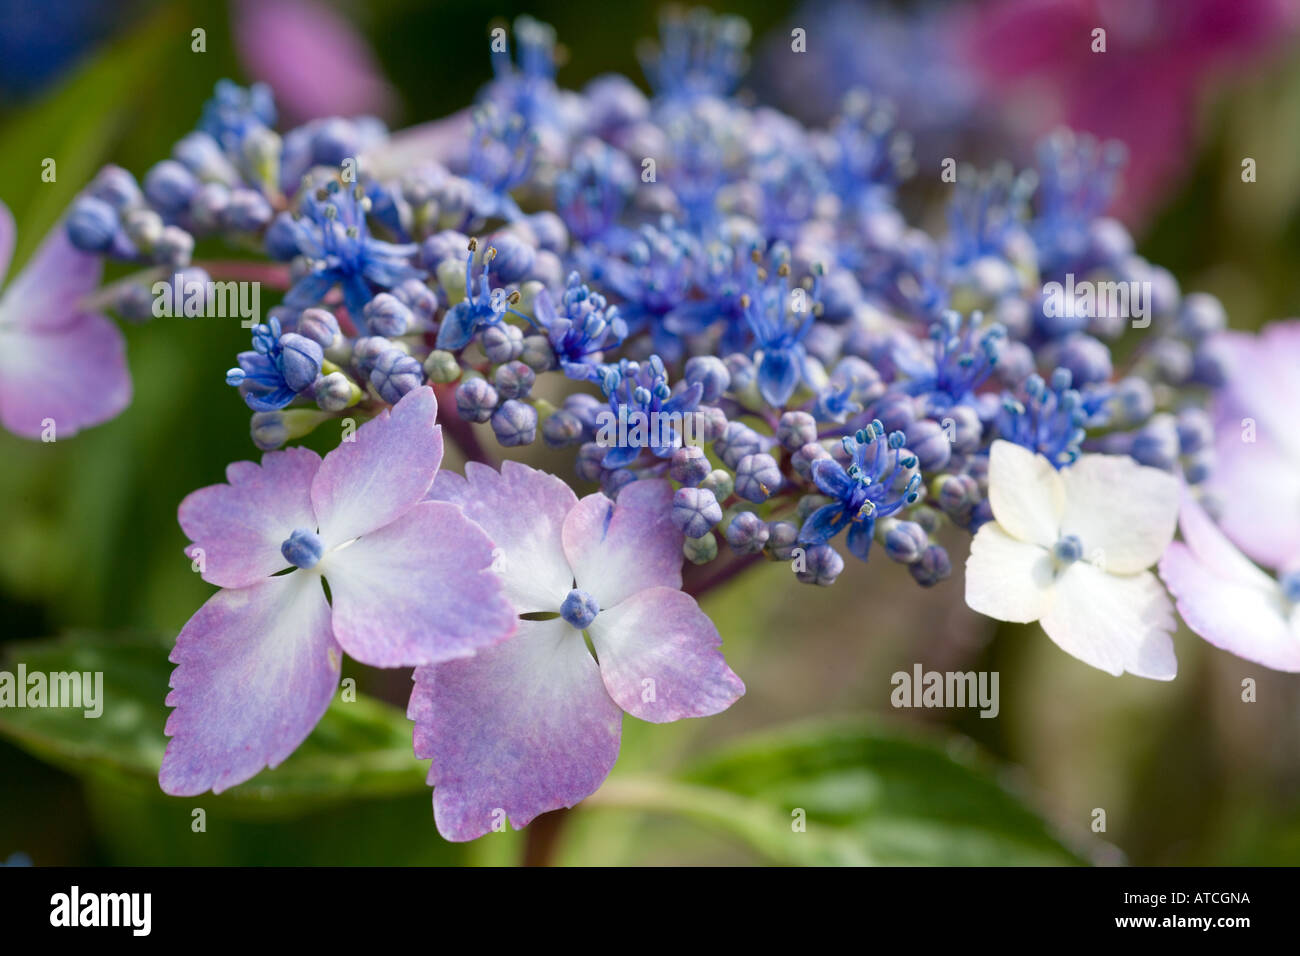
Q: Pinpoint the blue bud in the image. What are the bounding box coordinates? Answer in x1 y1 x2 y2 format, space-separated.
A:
362 293 412 337
281 528 325 569
420 230 471 270
369 348 424 404
394 278 438 325
576 442 606 483
766 520 800 560
250 411 289 450
491 399 538 446
543 407 584 448
153 226 194 268
776 410 817 451
672 486 722 539
796 544 844 586
90 165 142 211
226 188 273 231
1177 292 1226 342
1131 417 1180 470
560 588 600 629
143 159 199 212
937 473 977 517
734 453 782 503
904 418 951 472
315 371 354 412
295 308 340 348
725 511 769 554
480 323 523 364
716 421 764 470
66 197 118 253
485 233 535 283
528 211 569 253
684 355 731 403
494 360 536 400
909 544 952 587
278 332 324 392
1182 449 1214 485
456 377 499 423
670 445 711 486
1151 339 1193 385
352 336 392 376
1190 340 1228 388
884 521 928 564
724 352 756 392
871 392 915 433
1112 377 1154 426
791 441 831 480
1054 335 1112 387
563 393 603 434
265 211 301 261
1176 408 1214 455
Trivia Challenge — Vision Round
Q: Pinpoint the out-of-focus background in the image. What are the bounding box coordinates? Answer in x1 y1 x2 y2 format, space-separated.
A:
2 0 1300 866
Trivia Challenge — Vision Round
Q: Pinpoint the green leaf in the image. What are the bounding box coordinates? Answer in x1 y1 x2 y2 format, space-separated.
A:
588 718 1091 866
0 630 429 818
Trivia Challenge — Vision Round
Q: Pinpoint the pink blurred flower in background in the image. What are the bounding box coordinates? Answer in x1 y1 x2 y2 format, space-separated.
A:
956 0 1300 221
232 0 396 124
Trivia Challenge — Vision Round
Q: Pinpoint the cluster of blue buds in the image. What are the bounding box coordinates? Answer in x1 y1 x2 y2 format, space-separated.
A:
65 8 1231 591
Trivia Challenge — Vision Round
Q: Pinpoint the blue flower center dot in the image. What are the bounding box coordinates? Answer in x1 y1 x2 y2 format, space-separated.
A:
560 588 599 629
1053 534 1084 565
281 528 324 570
1280 570 1300 606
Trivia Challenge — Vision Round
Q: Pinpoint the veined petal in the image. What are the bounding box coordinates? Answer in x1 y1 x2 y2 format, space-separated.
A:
1039 563 1177 680
1177 492 1277 592
179 446 321 588
965 523 1055 624
326 501 516 666
0 215 105 333
987 439 1064 548
798 503 850 545
1159 543 1300 673
810 457 854 500
409 616 622 842
756 349 800 407
588 587 744 723
427 460 577 613
1059 452 1180 574
1209 399 1300 572
562 479 682 610
0 312 130 439
311 385 442 544
159 572 339 795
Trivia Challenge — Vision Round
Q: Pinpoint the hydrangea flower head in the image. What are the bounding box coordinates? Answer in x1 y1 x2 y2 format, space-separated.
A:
161 387 516 795
413 464 744 840
965 439 1180 679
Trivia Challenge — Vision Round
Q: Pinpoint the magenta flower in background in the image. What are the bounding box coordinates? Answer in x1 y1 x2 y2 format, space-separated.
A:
0 199 130 439
161 386 516 796
956 0 1300 220
232 0 395 124
1206 321 1300 573
410 464 745 841
1159 494 1300 672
